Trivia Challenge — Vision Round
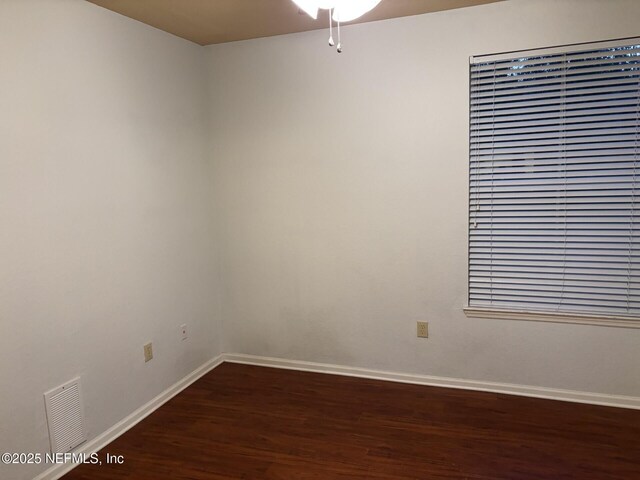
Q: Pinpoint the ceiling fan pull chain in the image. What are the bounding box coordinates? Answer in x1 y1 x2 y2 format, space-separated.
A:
336 18 342 53
328 8 334 46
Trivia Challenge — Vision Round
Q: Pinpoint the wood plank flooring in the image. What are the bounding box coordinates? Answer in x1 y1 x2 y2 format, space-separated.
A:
63 362 640 479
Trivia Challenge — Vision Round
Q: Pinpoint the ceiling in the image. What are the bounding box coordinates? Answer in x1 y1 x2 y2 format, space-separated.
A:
87 0 504 46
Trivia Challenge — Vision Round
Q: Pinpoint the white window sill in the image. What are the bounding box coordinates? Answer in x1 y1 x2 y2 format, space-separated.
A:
463 307 640 329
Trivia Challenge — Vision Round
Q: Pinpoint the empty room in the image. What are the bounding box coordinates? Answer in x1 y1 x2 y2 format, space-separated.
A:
1 0 639 479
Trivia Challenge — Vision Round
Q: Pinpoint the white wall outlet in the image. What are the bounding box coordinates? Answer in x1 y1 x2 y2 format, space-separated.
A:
144 342 153 362
417 321 429 338
180 324 188 341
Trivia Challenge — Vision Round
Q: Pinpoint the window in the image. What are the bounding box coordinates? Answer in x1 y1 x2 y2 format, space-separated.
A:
467 39 640 327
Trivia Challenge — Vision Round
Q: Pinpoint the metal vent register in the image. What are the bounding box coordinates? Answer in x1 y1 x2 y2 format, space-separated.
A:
44 378 87 453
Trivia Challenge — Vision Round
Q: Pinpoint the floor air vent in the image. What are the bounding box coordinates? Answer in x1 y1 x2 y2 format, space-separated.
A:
44 377 87 453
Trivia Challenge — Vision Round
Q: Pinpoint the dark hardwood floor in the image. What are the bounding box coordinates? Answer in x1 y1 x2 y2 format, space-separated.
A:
63 362 640 480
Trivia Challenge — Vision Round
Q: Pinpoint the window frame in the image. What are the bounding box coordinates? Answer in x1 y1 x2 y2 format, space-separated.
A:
465 38 640 329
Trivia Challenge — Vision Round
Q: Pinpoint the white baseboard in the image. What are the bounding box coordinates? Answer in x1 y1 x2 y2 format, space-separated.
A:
223 353 640 410
33 355 224 480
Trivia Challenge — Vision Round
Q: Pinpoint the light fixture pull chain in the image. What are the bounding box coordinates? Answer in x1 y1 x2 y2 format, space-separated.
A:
336 18 342 53
328 9 334 46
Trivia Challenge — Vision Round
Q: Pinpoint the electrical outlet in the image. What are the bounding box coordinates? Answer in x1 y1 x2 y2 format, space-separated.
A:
180 324 188 341
144 342 153 362
417 321 429 338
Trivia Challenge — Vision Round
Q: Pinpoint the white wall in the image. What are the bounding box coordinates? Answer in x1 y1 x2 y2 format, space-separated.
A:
206 0 640 397
0 1 220 479
2 1 640 479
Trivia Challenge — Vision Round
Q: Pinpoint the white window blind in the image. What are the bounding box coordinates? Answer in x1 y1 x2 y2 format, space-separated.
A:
469 40 640 318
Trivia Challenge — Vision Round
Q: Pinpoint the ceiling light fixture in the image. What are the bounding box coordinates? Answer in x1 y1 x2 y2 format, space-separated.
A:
292 0 383 53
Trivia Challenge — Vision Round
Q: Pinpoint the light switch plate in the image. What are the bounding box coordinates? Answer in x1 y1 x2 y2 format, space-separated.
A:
144 342 153 362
